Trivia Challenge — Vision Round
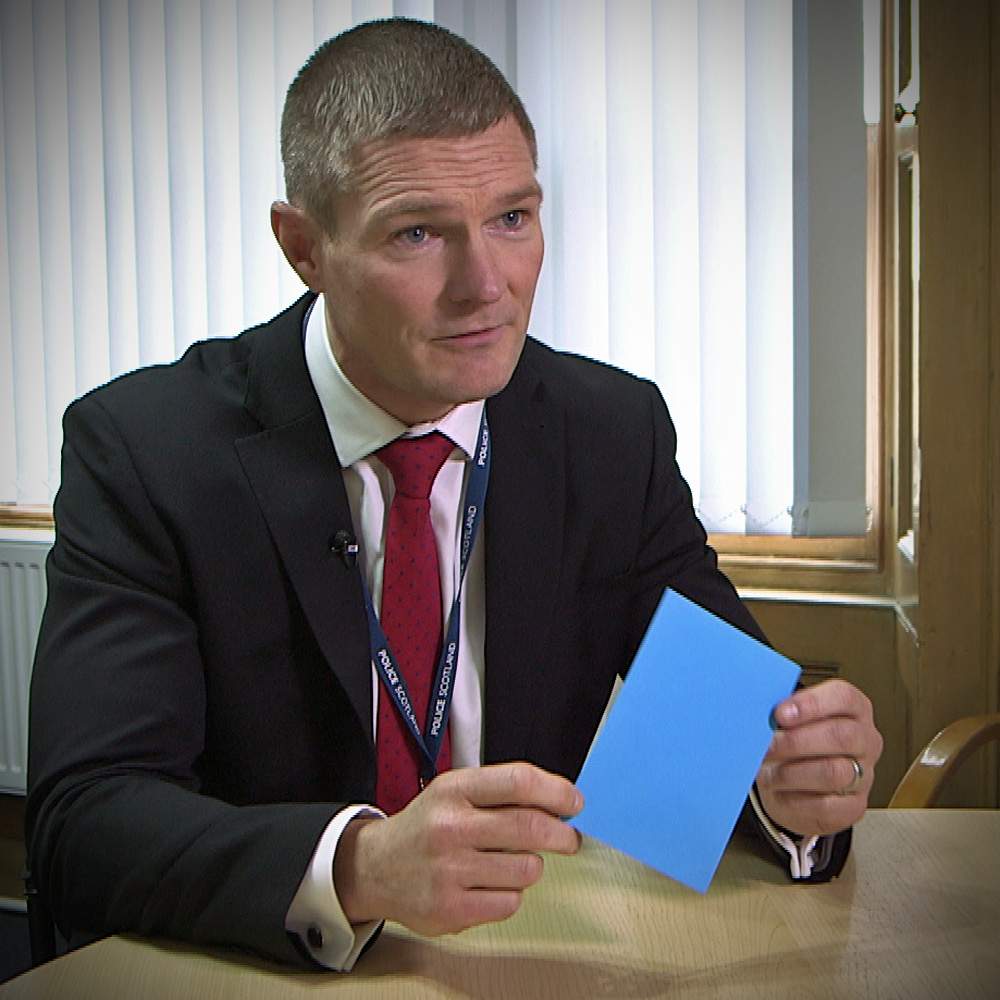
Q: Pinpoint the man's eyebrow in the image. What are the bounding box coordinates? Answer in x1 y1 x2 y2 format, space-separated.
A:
369 184 544 228
495 183 545 207
369 198 453 226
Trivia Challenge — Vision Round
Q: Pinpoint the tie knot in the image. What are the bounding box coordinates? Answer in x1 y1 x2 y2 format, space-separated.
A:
376 432 455 499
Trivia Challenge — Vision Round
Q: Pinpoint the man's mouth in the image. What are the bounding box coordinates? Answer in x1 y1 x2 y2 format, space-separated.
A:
440 323 508 342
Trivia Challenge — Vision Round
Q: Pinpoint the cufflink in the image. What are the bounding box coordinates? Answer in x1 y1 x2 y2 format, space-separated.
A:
307 925 323 950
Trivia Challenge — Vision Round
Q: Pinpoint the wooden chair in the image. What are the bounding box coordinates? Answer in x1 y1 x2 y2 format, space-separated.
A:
889 713 1000 808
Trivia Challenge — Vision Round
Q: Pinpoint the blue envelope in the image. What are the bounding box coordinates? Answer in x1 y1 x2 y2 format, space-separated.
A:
572 589 800 892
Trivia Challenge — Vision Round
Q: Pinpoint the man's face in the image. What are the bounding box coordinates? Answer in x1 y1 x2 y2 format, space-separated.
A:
314 116 544 424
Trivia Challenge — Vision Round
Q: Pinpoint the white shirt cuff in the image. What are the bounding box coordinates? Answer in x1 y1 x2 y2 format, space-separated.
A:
285 804 386 971
749 785 820 879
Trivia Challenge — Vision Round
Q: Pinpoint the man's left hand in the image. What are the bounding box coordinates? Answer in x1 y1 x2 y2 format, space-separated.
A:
756 679 884 837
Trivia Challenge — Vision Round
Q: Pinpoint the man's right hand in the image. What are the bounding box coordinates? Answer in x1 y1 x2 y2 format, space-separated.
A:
333 762 583 935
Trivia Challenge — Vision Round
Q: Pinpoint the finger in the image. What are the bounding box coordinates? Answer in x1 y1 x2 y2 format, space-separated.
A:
759 755 871 796
457 762 583 817
767 717 869 762
462 850 545 891
773 679 873 730
450 888 524 931
466 806 582 855
762 789 867 837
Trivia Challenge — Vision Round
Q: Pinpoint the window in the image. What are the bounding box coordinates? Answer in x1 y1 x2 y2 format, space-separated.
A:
0 0 880 552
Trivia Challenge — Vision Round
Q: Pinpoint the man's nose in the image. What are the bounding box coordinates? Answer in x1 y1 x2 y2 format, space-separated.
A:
445 235 504 306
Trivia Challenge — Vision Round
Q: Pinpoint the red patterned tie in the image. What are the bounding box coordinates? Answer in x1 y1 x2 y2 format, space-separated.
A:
374 432 455 814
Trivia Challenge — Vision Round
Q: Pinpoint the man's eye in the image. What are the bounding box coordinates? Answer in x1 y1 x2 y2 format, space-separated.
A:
500 210 525 229
397 226 429 245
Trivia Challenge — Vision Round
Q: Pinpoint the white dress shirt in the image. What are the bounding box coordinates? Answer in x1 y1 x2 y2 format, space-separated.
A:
285 295 819 971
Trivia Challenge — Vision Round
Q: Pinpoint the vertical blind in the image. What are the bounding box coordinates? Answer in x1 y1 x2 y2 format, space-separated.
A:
2 0 833 534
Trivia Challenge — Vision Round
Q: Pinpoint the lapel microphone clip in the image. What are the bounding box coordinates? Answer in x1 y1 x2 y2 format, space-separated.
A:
331 529 359 567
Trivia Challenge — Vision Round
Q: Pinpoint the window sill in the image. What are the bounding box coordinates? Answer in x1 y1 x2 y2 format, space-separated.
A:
0 506 54 532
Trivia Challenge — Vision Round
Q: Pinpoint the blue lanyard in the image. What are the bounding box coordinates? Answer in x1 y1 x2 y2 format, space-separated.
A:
359 410 490 782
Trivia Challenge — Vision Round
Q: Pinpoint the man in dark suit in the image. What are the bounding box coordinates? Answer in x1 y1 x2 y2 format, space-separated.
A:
27 18 882 971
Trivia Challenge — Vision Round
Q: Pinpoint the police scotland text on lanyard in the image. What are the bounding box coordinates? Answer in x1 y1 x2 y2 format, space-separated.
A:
360 410 490 785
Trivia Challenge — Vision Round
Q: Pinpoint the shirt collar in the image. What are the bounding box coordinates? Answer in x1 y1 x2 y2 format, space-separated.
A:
304 294 484 468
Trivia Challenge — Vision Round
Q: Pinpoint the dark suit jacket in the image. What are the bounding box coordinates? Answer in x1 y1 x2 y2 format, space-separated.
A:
27 293 844 967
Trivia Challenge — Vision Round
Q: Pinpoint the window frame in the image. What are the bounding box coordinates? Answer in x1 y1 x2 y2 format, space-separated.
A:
1 3 893 591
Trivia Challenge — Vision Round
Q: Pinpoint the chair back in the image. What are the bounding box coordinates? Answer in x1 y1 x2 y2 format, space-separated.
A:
889 713 1000 807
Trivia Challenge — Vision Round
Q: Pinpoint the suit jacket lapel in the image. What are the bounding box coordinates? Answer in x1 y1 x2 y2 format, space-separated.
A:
483 347 565 763
234 294 373 744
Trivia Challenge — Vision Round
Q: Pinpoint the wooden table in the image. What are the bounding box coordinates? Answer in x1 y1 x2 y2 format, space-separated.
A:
3 809 998 999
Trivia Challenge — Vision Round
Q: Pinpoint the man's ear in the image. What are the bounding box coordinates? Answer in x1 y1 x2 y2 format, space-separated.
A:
271 201 326 290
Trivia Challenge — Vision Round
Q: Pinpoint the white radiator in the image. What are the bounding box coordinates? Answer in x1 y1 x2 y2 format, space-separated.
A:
0 536 51 794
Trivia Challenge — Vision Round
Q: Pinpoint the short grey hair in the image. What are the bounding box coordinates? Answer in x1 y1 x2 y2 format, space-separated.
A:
280 18 537 232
